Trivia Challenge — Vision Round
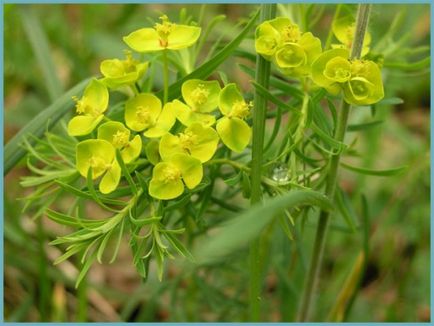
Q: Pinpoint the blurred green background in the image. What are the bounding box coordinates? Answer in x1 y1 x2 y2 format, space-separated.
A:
4 3 430 322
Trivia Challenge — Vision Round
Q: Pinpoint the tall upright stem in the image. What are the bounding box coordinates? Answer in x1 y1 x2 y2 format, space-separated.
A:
248 3 276 321
297 4 372 321
162 49 169 104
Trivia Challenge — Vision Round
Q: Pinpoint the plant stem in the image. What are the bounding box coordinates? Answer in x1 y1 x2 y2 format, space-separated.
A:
248 3 276 321
162 49 169 104
297 4 372 321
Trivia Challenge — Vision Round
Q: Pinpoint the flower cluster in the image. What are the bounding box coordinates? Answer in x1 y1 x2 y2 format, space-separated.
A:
67 16 253 199
255 17 322 77
311 48 384 105
255 16 383 106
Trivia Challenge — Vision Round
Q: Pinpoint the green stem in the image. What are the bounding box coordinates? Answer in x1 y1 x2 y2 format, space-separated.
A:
297 4 372 321
77 277 88 321
162 49 169 104
248 3 276 321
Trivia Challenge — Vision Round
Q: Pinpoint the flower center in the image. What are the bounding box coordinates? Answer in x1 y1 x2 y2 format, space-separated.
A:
162 165 181 183
229 100 252 119
136 106 153 127
123 50 138 73
282 24 301 43
112 130 129 148
88 156 110 176
73 96 101 117
73 96 90 114
190 84 210 109
324 57 351 83
179 131 197 152
154 15 174 47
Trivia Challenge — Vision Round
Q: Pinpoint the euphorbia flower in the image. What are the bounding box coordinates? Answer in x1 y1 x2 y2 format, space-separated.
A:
68 79 108 136
97 121 142 164
332 15 371 56
76 139 121 194
255 17 322 76
171 79 221 126
311 48 352 95
159 122 219 163
149 153 203 200
311 48 384 105
216 83 252 153
125 93 175 138
342 60 384 105
123 15 201 53
100 50 149 89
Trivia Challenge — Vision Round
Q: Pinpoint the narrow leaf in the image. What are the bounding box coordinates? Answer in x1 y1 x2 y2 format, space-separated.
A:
340 162 407 176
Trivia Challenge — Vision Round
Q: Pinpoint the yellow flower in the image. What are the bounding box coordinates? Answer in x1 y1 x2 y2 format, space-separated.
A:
311 48 384 105
216 84 252 152
97 121 142 164
159 122 219 163
255 17 322 76
76 139 121 194
67 79 108 136
123 15 201 53
125 93 176 137
149 153 203 200
100 50 149 89
170 79 221 127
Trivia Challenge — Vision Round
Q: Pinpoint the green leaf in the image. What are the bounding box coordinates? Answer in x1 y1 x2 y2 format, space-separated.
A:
340 162 407 176
156 9 259 101
46 209 106 228
19 6 63 101
86 168 121 213
251 81 297 112
4 78 91 175
164 232 195 261
115 150 138 195
55 181 127 206
335 188 357 232
109 218 125 264
195 190 333 264
377 97 404 106
239 63 304 100
223 172 242 187
347 120 384 132
97 228 115 264
75 253 97 288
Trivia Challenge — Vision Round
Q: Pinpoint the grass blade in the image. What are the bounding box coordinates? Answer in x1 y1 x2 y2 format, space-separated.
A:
195 190 333 264
19 6 63 101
